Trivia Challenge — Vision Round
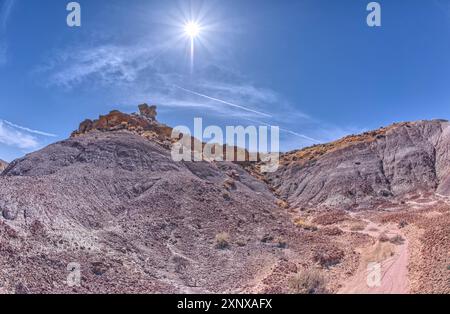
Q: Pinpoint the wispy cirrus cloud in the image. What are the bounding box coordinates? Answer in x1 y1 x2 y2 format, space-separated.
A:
0 119 56 150
38 40 299 120
36 38 363 149
0 0 15 65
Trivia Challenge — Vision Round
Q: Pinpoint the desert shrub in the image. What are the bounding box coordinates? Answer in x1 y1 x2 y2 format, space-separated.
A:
313 248 345 268
260 234 274 243
389 234 405 245
172 255 189 273
320 227 343 236
288 269 328 294
294 218 318 231
275 237 287 248
312 211 349 226
276 199 289 209
349 221 366 231
236 239 246 247
222 192 231 201
364 241 396 263
215 232 230 249
447 265 450 271
223 179 236 191
30 220 46 238
398 220 408 229
378 232 390 242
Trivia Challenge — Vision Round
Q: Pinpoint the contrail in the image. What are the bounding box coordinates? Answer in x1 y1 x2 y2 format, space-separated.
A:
174 85 273 118
2 120 57 137
244 117 321 144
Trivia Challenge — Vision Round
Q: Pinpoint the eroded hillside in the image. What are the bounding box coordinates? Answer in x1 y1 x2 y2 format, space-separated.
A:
1 106 449 294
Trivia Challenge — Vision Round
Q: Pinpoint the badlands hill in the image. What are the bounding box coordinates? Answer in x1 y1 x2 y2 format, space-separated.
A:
0 105 448 294
0 105 354 293
267 119 450 209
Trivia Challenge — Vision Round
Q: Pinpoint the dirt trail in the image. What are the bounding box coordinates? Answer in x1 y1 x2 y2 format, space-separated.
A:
339 216 409 294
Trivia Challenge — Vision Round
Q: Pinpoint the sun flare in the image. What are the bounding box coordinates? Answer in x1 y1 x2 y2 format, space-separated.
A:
184 22 201 38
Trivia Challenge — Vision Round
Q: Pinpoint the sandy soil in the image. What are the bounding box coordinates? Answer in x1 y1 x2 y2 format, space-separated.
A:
339 216 409 294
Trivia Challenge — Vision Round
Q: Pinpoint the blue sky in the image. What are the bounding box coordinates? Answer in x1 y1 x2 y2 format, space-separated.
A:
1 0 450 161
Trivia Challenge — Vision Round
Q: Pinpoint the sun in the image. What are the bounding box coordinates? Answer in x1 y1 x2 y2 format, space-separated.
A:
184 22 201 38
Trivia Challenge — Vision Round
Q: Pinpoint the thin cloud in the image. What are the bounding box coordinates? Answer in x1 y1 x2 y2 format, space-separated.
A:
0 0 14 29
0 120 39 149
174 85 273 118
3 120 57 137
37 39 336 147
41 40 178 88
0 0 15 65
0 119 56 150
198 81 279 105
243 117 321 144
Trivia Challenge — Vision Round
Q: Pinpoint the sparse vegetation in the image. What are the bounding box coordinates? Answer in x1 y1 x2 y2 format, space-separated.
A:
398 220 408 229
363 241 396 263
275 237 287 248
389 234 405 245
236 239 246 247
320 227 343 236
215 232 230 249
312 210 349 226
288 269 328 294
313 248 344 268
260 234 274 243
223 179 236 191
276 199 289 209
349 221 366 231
294 218 318 231
378 232 390 242
222 192 231 201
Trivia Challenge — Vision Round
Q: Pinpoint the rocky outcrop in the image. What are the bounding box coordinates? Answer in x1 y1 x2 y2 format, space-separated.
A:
71 104 173 148
71 105 257 164
266 119 450 210
138 104 157 121
0 159 7 173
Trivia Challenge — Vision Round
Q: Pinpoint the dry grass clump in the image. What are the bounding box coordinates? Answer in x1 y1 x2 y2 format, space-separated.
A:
223 179 236 191
319 227 344 236
389 234 405 245
294 218 318 231
349 221 367 231
276 199 289 209
378 232 390 242
280 126 393 165
363 241 395 264
222 192 231 201
275 237 287 248
288 269 328 294
313 248 345 268
215 232 230 249
312 211 350 226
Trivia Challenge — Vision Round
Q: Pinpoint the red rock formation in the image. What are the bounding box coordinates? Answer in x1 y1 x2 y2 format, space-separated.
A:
71 104 173 148
138 104 157 121
0 159 8 172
